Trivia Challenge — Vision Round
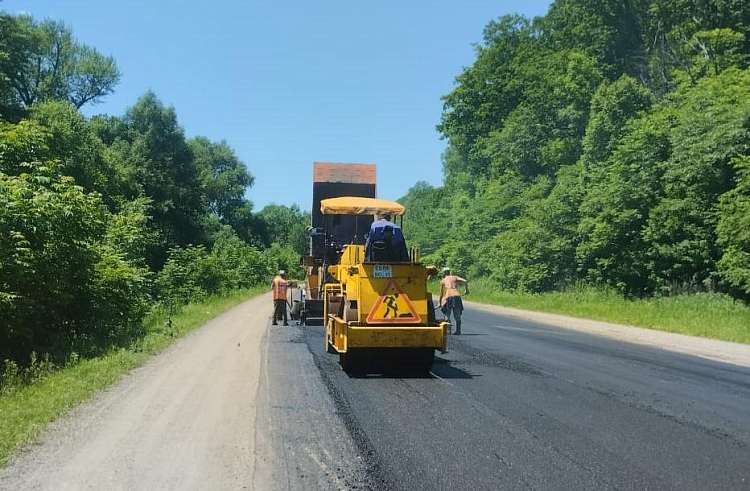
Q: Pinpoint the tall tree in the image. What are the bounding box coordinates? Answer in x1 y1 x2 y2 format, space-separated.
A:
106 92 206 265
438 14 533 181
0 14 120 111
256 204 310 256
0 121 151 361
189 136 261 245
190 137 253 216
716 156 750 297
643 68 750 292
580 75 654 168
28 101 128 206
643 0 749 91
544 0 645 77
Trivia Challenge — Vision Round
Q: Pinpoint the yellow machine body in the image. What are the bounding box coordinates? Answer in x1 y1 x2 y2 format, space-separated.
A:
324 244 448 355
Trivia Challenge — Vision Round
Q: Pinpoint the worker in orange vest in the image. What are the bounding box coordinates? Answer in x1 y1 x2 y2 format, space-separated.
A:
271 270 289 326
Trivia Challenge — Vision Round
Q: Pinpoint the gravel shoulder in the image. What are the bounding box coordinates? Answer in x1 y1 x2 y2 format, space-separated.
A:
467 300 750 368
0 295 270 491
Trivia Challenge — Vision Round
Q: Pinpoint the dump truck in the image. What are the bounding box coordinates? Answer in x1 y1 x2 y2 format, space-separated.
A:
320 196 449 372
297 162 377 324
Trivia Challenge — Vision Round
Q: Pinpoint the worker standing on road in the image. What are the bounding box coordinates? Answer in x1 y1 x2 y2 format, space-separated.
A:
439 267 469 335
271 270 289 326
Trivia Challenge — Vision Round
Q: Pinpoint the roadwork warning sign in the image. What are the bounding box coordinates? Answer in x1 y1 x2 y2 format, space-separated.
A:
367 279 421 323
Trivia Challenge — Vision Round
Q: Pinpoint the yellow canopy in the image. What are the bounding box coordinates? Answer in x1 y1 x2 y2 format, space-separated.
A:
320 197 405 216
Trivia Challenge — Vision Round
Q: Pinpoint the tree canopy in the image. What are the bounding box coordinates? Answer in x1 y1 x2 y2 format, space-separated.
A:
0 12 308 370
0 15 120 114
403 0 750 300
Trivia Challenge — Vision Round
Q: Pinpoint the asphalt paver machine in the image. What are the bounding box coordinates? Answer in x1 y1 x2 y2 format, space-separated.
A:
299 162 377 324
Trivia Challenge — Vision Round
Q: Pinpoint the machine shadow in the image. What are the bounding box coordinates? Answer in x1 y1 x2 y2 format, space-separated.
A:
344 356 477 380
431 356 479 379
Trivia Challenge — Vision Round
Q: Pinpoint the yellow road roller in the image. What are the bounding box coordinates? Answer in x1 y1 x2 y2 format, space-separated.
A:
320 196 449 372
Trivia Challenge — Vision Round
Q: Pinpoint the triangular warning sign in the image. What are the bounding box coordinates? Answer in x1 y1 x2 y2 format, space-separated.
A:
366 279 421 324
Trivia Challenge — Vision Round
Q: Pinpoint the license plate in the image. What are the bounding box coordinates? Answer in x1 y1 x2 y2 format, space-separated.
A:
373 264 392 278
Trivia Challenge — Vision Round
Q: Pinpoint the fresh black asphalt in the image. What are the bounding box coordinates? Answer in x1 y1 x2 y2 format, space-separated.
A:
280 306 750 491
259 308 750 491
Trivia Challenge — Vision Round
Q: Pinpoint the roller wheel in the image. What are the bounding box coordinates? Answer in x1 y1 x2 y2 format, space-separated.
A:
407 349 435 373
339 350 362 373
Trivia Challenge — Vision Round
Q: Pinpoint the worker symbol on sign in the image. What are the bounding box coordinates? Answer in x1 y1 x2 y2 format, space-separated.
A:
383 293 399 318
367 279 421 323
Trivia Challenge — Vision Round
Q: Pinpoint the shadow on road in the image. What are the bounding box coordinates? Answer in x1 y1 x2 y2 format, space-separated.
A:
344 356 478 380
346 370 434 379
432 356 479 379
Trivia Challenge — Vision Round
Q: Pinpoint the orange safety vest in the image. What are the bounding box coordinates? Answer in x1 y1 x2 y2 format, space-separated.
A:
272 276 288 301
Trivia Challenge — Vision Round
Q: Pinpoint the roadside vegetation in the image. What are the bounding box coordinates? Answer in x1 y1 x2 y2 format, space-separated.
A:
0 12 307 463
404 1 750 338
466 280 750 344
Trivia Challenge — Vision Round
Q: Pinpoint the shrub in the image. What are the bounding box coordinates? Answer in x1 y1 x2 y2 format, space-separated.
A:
0 160 152 363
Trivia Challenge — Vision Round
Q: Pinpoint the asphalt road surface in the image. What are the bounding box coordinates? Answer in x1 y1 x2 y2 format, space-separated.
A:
299 304 750 491
2 294 749 490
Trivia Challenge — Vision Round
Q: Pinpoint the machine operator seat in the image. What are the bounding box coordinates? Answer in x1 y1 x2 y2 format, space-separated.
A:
366 224 410 262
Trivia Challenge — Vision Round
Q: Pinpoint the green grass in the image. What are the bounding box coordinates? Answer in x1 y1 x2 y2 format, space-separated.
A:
460 279 750 344
0 286 266 466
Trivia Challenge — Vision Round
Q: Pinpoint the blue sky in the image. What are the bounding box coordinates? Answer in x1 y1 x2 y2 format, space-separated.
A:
12 0 551 211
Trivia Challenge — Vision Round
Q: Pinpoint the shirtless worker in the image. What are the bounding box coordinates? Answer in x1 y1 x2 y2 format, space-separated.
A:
438 267 469 335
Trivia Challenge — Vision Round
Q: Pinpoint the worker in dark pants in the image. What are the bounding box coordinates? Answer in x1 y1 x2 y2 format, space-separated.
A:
271 270 289 326
438 267 469 335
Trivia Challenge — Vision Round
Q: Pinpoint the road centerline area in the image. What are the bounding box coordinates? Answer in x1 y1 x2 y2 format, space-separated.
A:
299 306 750 491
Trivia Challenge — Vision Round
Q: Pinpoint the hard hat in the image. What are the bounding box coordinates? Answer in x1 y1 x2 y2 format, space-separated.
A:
442 267 451 272
279 270 286 276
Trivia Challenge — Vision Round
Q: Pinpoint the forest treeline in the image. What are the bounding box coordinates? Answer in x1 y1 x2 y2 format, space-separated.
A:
401 0 750 301
0 14 308 368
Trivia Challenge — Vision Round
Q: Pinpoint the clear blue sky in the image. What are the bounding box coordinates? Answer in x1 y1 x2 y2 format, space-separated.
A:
11 0 551 211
